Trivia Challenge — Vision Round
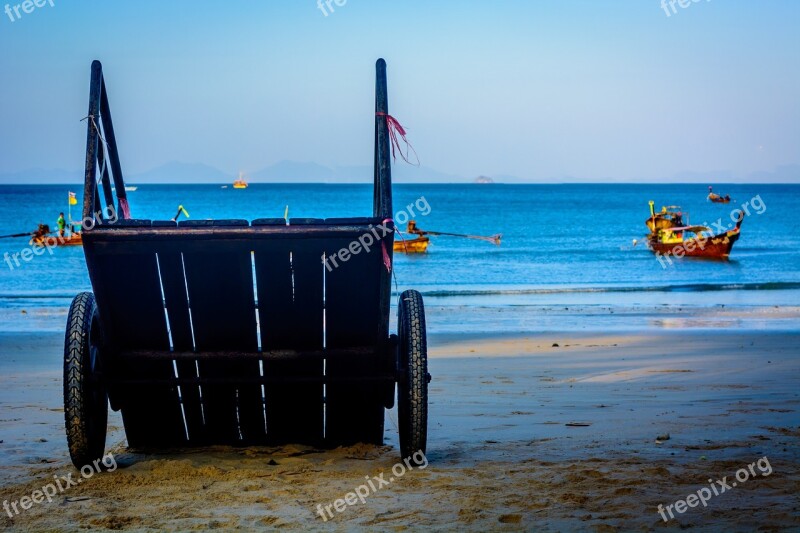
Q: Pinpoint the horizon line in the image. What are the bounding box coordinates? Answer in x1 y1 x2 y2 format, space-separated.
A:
1 181 799 186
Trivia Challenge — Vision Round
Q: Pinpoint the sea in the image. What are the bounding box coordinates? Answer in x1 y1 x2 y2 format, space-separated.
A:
1 183 799 334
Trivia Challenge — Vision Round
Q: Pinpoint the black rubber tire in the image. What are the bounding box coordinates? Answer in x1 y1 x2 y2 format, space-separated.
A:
64 292 108 468
397 290 428 462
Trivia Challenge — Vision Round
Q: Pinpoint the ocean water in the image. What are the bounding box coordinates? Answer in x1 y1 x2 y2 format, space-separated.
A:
1 183 798 332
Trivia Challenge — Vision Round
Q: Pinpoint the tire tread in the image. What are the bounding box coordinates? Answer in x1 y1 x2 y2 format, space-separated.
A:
63 292 107 468
397 290 428 461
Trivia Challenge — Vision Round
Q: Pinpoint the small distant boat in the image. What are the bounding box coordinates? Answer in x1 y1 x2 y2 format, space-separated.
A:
707 186 731 204
125 186 137 192
233 172 248 189
646 202 685 233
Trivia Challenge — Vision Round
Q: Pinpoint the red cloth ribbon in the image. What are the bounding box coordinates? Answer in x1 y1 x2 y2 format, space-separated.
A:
376 112 419 166
381 218 393 273
118 197 131 220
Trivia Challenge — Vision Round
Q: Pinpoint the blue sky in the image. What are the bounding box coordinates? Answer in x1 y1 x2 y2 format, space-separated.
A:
0 0 798 181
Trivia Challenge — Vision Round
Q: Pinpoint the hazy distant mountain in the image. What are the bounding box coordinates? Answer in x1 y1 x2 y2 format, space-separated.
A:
1 162 796 184
492 165 800 184
0 160 469 184
129 161 230 184
251 161 338 182
745 164 799 183
668 170 739 183
668 165 799 183
0 168 83 184
251 160 469 183
391 164 466 183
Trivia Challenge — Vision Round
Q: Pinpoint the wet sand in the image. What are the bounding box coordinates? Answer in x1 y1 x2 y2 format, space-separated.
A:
0 329 798 531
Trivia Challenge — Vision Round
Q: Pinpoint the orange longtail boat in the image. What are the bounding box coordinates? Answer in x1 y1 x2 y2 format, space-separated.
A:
29 224 83 247
393 220 501 254
707 186 731 204
393 235 430 253
645 202 743 258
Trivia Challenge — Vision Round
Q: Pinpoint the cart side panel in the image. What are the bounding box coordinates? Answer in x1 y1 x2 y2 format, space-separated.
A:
85 221 392 449
181 235 263 444
253 227 324 445
83 239 186 447
324 235 385 446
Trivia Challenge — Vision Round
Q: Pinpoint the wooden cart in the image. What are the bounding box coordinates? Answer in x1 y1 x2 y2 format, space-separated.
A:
63 59 429 468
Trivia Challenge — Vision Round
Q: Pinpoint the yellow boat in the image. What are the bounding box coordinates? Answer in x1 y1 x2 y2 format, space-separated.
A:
393 236 429 254
233 171 248 189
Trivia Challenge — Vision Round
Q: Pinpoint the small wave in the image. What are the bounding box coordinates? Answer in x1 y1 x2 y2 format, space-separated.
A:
0 294 77 300
4 282 800 303
419 282 800 298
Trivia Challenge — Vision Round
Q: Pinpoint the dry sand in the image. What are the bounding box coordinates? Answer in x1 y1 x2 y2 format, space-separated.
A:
0 329 798 531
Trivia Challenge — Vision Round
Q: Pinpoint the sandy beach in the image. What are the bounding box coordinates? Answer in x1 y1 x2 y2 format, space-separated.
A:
1 317 798 531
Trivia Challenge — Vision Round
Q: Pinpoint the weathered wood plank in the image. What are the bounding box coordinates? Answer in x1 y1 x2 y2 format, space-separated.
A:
324 236 385 446
182 237 262 444
157 251 204 443
254 234 324 445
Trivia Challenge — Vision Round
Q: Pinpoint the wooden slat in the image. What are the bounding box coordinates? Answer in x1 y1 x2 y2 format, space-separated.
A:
99 77 130 216
157 251 205 443
324 237 385 446
82 223 388 246
374 58 393 220
182 243 262 444
254 237 324 445
81 61 102 222
373 59 395 379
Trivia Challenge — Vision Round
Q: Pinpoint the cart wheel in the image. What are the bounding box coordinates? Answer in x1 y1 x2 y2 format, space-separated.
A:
397 290 428 462
64 292 108 468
